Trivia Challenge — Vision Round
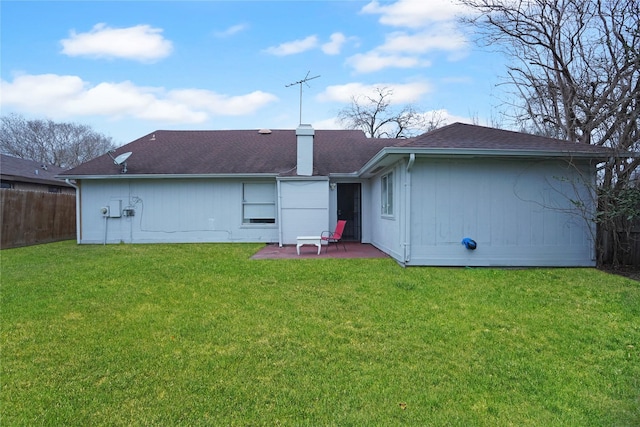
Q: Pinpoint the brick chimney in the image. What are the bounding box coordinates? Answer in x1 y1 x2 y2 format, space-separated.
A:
296 124 314 176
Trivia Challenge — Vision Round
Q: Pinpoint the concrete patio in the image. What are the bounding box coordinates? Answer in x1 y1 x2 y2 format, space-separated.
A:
251 242 390 260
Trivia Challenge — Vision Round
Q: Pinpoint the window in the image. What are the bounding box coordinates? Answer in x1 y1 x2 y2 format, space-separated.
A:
243 182 276 224
0 181 12 189
381 172 393 216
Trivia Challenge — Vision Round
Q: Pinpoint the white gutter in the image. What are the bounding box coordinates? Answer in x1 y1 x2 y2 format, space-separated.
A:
65 179 81 244
277 176 329 181
358 147 614 177
59 173 280 180
328 172 360 179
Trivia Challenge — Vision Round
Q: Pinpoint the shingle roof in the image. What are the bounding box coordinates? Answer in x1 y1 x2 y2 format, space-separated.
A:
61 123 615 178
61 129 389 177
397 122 613 155
1 154 73 186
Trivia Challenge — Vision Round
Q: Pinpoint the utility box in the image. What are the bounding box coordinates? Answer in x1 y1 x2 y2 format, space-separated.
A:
108 200 122 218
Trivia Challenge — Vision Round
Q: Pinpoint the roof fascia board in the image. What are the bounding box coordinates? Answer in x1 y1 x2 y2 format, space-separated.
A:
2 174 73 187
276 176 329 182
58 173 280 180
328 172 360 179
358 147 613 177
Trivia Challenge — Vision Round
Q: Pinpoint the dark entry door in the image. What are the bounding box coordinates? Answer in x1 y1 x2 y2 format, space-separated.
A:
337 183 361 241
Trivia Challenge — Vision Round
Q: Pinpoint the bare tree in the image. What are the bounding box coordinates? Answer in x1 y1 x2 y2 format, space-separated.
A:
337 87 444 138
461 0 640 266
462 0 638 182
0 114 116 169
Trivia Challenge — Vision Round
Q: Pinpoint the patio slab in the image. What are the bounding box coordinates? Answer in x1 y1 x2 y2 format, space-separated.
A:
251 242 390 260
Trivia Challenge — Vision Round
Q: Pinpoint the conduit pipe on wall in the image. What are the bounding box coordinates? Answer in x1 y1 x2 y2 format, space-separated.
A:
103 215 108 245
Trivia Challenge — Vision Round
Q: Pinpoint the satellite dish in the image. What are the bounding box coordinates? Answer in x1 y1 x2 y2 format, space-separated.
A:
113 152 132 165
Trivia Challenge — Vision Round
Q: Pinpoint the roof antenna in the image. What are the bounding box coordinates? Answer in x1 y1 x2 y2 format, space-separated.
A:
286 71 320 125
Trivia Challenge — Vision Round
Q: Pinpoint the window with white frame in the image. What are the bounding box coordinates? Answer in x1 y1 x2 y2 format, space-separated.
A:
242 182 276 224
381 172 393 216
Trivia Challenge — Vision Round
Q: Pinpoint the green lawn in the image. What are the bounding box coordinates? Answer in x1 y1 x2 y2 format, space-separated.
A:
1 241 639 426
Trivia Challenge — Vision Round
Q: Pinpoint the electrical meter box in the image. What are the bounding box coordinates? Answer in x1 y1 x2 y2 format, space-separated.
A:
108 200 122 218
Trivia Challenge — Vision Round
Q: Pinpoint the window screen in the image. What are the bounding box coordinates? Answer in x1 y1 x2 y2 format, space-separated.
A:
243 183 276 224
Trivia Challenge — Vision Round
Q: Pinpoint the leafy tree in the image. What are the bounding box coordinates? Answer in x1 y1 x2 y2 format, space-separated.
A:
461 0 640 266
337 87 445 138
0 114 116 169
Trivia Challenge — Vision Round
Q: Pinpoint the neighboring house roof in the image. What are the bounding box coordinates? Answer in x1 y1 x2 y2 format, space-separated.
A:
60 123 616 179
1 154 73 187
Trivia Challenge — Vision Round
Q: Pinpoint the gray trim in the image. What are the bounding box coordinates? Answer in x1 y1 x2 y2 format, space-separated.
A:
358 147 613 177
58 173 279 180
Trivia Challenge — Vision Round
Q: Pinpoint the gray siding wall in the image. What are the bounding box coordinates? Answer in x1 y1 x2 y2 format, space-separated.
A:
78 178 278 244
407 158 596 266
369 162 406 262
279 179 329 245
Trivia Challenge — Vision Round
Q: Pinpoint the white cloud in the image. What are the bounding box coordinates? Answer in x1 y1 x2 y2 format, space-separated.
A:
346 52 430 74
361 0 470 28
321 32 347 55
214 23 248 38
263 35 319 56
379 26 468 54
169 89 278 115
349 1 471 73
312 116 343 129
317 81 432 104
0 74 86 109
415 109 474 126
0 73 278 123
60 23 173 62
346 26 468 73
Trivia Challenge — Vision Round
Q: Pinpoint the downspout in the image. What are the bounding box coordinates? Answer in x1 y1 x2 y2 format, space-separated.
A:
406 153 415 171
403 153 415 263
65 179 81 244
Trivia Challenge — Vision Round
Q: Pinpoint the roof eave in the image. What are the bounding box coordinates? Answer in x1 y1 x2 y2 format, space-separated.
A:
328 172 361 179
277 175 329 181
2 174 74 187
58 173 280 180
357 147 613 177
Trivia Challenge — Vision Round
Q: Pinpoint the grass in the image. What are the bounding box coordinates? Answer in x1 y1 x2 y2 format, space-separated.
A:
1 241 639 426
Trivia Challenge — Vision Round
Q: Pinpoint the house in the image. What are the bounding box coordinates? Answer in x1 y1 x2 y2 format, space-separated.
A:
60 123 614 267
1 154 77 249
1 154 75 194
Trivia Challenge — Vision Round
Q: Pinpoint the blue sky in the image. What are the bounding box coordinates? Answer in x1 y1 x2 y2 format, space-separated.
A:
1 0 507 145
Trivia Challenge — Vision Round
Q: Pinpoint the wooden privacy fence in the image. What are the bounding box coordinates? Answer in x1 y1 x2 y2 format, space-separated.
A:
1 189 76 249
